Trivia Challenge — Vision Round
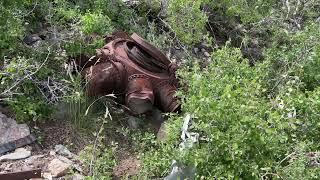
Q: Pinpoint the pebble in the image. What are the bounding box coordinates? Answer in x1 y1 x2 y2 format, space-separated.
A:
194 48 199 54
203 51 210 57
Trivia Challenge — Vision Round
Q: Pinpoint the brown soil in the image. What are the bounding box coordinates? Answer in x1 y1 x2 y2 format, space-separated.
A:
113 157 141 178
33 119 93 154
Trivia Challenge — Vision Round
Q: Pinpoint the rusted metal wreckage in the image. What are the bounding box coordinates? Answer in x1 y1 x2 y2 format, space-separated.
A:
76 32 180 114
0 169 41 180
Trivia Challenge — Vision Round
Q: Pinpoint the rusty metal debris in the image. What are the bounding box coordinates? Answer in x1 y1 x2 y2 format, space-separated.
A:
0 169 41 180
77 32 180 114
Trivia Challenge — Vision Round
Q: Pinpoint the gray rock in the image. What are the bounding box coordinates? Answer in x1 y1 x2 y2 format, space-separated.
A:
0 112 35 155
0 148 31 162
0 113 29 144
71 173 85 180
24 154 45 165
203 51 210 57
127 116 140 129
194 47 199 54
55 144 74 159
42 172 53 180
23 34 42 46
200 48 210 57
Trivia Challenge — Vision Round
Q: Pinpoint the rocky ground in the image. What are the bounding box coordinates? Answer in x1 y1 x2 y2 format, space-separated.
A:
0 105 144 179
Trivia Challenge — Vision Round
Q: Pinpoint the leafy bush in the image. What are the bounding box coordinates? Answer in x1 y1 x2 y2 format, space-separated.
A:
207 0 278 23
0 55 54 121
138 41 320 178
81 12 113 35
167 0 208 45
80 144 117 179
266 23 320 93
175 46 286 178
0 0 36 57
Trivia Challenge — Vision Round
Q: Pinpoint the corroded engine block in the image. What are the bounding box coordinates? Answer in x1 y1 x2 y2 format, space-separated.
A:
80 32 180 114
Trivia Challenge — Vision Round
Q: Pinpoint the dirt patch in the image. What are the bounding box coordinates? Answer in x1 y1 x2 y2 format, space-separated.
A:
113 156 141 178
32 119 93 154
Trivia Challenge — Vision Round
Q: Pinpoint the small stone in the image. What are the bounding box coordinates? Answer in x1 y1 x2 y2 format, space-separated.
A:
23 34 42 46
55 144 74 158
0 148 31 162
47 158 71 178
194 48 199 54
203 51 210 57
42 172 53 180
49 150 56 156
127 116 140 129
72 173 84 180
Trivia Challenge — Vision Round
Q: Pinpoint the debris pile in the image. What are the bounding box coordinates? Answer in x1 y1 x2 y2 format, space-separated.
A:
0 144 84 179
0 113 84 179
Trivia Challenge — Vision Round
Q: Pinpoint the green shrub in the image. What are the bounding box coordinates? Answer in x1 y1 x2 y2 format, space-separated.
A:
207 0 278 23
0 56 54 121
265 23 320 94
167 0 208 45
80 144 117 179
175 46 286 179
0 0 30 56
81 11 113 35
139 42 320 178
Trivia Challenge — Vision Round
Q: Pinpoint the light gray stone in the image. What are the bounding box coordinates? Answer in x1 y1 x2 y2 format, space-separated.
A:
203 51 210 57
194 47 199 54
72 173 85 180
0 148 31 162
55 144 74 158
